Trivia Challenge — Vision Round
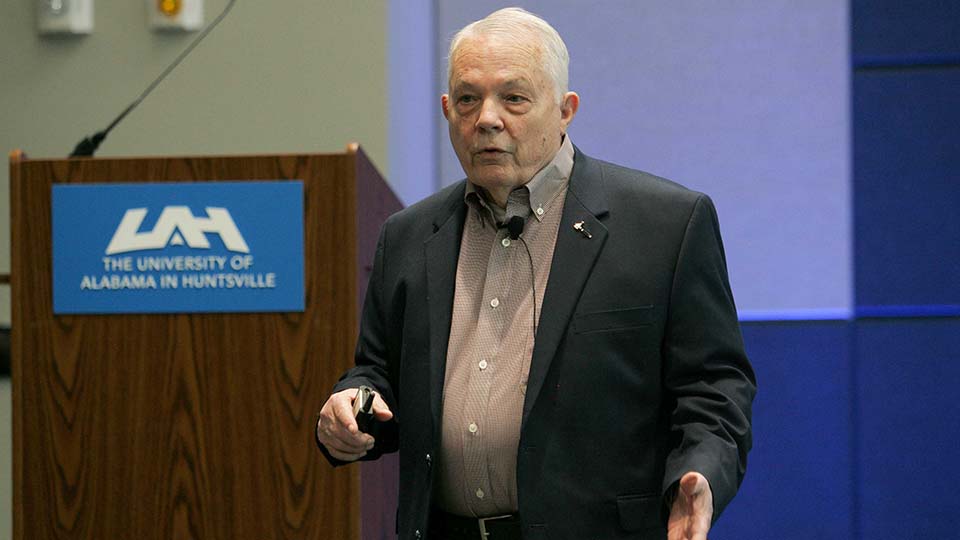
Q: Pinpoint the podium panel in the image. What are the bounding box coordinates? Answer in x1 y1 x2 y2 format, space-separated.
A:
10 147 401 540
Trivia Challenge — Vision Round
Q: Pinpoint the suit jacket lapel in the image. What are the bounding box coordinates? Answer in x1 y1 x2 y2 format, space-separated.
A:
424 183 467 427
522 149 609 428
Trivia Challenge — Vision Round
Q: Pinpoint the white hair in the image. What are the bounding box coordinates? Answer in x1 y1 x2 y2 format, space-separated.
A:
447 7 570 101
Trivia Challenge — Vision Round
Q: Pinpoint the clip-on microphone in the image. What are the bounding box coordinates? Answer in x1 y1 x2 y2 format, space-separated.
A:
503 215 525 240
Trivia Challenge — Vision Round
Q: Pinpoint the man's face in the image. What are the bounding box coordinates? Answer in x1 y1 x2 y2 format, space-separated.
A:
442 35 578 198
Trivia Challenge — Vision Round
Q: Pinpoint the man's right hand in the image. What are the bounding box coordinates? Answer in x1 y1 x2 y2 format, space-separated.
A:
316 387 394 462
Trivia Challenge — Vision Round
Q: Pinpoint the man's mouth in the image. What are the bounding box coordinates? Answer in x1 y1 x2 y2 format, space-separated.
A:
476 147 507 156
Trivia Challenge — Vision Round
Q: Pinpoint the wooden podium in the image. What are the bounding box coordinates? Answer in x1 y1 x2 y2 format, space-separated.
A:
9 146 402 540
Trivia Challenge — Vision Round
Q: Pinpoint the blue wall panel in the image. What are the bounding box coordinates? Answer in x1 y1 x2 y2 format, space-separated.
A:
854 68 960 309
435 1 852 317
711 322 853 540
856 318 960 539
853 1 960 58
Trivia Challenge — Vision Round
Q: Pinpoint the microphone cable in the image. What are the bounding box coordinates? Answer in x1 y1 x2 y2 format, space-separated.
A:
516 233 539 340
501 215 539 339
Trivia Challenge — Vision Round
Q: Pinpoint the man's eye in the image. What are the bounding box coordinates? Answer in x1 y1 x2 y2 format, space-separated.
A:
458 95 477 104
505 95 527 103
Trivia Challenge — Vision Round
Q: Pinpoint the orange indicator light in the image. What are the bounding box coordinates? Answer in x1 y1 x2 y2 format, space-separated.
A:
158 0 182 17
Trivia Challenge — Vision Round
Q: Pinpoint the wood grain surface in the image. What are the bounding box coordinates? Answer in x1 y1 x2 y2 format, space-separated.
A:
11 150 401 540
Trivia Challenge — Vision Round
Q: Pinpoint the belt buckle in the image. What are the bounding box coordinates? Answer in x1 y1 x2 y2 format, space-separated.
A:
477 514 512 540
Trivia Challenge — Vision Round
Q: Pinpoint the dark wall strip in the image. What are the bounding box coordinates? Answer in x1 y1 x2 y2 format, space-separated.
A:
0 327 9 377
854 54 960 70
856 305 960 320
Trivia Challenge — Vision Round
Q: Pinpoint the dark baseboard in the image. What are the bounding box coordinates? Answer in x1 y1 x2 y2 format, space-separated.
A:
0 326 9 377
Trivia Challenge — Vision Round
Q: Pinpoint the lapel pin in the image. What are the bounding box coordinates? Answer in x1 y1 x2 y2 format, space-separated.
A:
573 221 592 239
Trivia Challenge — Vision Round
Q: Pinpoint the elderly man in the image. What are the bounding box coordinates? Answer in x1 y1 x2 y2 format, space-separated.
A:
317 7 755 540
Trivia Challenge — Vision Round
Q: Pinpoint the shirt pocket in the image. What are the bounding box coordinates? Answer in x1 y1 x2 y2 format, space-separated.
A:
572 305 654 334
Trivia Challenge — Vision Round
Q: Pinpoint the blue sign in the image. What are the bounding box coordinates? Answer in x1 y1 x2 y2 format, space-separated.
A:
52 181 304 314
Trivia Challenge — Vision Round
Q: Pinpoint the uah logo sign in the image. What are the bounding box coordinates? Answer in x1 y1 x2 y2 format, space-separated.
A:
106 206 250 255
52 181 304 314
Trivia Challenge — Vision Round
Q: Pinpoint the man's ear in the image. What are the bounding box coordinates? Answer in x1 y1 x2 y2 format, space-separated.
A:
441 94 450 120
560 91 580 131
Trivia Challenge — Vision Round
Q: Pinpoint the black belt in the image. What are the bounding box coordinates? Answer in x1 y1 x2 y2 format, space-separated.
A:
429 508 522 540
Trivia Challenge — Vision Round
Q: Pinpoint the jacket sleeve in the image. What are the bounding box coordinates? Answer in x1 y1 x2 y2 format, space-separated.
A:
317 222 400 466
660 194 756 521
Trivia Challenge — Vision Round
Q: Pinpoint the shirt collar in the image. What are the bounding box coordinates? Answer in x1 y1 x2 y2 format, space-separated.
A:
464 135 575 227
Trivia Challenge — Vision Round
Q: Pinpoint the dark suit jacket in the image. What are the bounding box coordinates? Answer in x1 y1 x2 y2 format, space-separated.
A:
325 148 756 540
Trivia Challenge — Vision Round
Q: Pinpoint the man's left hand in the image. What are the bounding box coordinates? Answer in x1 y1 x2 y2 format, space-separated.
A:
667 471 713 540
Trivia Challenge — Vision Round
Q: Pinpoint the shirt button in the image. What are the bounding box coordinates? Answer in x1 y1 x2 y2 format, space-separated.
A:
536 207 544 216
479 360 488 370
476 488 485 499
425 453 432 466
490 298 499 308
501 237 511 247
414 530 421 539
468 423 478 434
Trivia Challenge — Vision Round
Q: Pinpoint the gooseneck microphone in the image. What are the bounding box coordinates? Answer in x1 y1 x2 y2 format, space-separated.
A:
69 0 239 157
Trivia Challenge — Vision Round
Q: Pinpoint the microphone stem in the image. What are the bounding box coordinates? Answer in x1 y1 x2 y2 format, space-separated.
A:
69 0 239 157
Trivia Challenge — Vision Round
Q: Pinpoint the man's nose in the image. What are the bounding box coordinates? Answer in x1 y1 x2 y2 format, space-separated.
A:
476 99 504 132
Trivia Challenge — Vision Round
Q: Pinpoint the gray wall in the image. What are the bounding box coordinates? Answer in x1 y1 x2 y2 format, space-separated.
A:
0 0 389 323
0 0 388 536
